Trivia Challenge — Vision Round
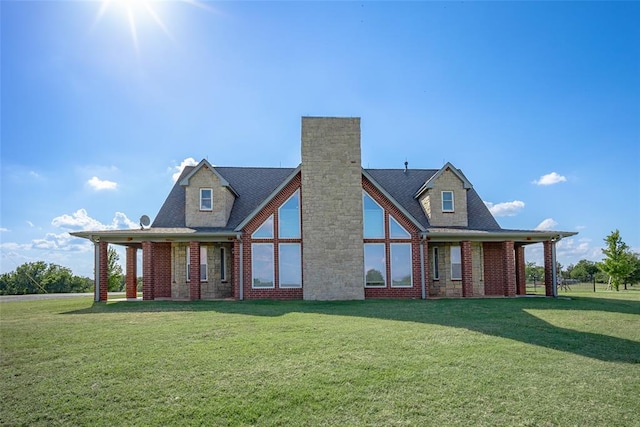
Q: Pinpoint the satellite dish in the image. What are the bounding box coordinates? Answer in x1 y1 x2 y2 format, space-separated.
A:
140 215 151 229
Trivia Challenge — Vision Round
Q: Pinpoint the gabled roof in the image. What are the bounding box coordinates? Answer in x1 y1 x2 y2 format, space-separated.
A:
414 162 473 198
179 159 239 197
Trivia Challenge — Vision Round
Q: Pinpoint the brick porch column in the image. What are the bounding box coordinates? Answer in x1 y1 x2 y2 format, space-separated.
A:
97 241 109 302
502 241 516 296
125 247 138 300
189 241 201 300
233 239 241 300
461 241 473 297
515 245 526 295
142 241 155 300
422 239 429 299
543 240 554 297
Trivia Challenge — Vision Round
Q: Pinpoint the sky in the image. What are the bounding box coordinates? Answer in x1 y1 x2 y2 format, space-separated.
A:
1 1 639 278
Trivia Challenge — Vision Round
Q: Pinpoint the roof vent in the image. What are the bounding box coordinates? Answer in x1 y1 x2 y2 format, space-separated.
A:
404 160 408 173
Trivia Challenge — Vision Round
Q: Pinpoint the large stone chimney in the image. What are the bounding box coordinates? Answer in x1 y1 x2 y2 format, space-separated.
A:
301 117 365 300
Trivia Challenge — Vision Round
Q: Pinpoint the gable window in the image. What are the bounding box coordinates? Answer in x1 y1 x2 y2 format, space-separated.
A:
389 215 410 238
364 243 386 287
252 215 274 238
187 246 208 282
451 245 462 280
200 188 213 211
278 190 300 238
363 192 384 238
442 191 454 212
278 243 302 288
433 247 440 280
390 243 412 287
252 243 274 288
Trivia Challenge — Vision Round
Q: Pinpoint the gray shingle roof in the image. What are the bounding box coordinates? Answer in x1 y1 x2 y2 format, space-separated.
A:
152 166 502 232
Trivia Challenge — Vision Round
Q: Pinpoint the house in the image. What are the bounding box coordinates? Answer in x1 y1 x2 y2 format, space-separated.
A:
71 117 576 302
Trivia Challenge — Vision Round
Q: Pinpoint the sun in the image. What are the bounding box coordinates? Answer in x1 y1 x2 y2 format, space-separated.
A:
93 0 173 54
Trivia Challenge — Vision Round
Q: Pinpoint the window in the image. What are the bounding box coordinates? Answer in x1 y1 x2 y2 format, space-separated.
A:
363 192 384 238
433 247 440 280
279 190 300 238
442 191 454 212
251 243 274 288
451 245 462 280
364 243 386 287
187 246 208 282
252 215 274 238
200 188 213 211
391 243 412 287
220 247 226 281
389 215 410 238
278 243 302 288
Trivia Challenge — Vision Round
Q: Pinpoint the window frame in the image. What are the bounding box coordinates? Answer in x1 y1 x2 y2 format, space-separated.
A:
278 190 301 239
252 214 274 239
251 243 275 289
363 191 385 239
364 243 387 288
433 246 440 280
441 190 454 212
390 243 412 288
278 243 302 288
220 247 226 282
200 188 213 211
450 245 462 281
187 246 208 282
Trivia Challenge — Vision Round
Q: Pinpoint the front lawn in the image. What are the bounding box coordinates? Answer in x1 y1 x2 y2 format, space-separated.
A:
1 294 639 426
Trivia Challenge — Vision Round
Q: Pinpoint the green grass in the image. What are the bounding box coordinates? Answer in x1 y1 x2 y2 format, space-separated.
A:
1 294 639 426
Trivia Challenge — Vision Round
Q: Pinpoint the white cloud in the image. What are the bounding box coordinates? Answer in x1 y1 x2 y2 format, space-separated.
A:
87 176 118 191
533 172 567 186
535 218 558 231
171 157 199 182
484 200 525 217
26 221 34 228
51 208 137 231
0 227 8 232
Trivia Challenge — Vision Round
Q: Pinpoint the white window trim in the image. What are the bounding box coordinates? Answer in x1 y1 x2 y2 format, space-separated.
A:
278 189 301 239
252 214 274 239
278 243 302 289
451 245 462 281
200 188 213 211
390 243 413 288
251 243 275 289
389 215 410 239
433 247 440 280
187 246 208 282
363 191 385 239
441 190 454 212
364 243 386 288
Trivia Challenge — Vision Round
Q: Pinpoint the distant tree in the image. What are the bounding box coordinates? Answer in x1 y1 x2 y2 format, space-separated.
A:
623 252 640 289
599 230 635 291
570 259 601 290
525 262 544 285
0 261 92 295
107 248 124 292
366 269 385 286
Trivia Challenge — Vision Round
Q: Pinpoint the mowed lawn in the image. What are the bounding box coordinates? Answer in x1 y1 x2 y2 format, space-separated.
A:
1 292 639 426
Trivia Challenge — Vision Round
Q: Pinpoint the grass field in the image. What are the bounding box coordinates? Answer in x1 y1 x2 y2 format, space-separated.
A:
1 290 639 426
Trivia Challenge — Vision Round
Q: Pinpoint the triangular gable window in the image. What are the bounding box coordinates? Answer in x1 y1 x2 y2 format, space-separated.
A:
389 215 410 238
252 215 274 238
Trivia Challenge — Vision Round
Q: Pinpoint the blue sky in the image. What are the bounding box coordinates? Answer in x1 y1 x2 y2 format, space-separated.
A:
1 1 639 277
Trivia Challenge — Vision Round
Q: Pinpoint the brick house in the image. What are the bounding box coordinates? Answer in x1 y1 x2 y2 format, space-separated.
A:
72 117 576 302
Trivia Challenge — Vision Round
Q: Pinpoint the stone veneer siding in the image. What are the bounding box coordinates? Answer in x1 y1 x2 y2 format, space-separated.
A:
184 165 235 228
301 117 364 300
419 168 468 227
171 242 234 300
428 242 484 297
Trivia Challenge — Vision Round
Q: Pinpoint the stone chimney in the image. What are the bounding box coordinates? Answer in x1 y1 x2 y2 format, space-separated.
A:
301 117 365 300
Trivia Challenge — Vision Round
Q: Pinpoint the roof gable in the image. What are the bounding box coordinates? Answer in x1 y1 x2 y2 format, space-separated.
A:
414 162 472 198
179 159 239 197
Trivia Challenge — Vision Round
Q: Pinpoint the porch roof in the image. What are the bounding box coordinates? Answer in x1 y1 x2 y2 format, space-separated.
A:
70 227 239 244
424 227 578 243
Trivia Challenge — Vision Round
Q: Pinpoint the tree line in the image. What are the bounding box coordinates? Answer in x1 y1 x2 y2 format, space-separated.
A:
526 230 640 291
0 248 125 295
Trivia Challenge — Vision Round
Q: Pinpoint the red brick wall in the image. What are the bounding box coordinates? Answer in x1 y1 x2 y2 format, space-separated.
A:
503 241 516 296
189 241 201 300
242 172 303 300
98 241 108 302
362 177 423 299
461 241 473 297
483 242 504 296
125 247 137 299
543 240 554 296
153 243 172 298
142 241 155 300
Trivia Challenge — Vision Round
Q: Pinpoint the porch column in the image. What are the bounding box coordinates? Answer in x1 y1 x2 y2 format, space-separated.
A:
421 239 428 299
96 241 109 302
233 239 241 300
515 245 526 295
125 247 138 300
189 241 201 300
543 240 554 297
142 241 155 300
461 241 473 297
502 241 516 296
